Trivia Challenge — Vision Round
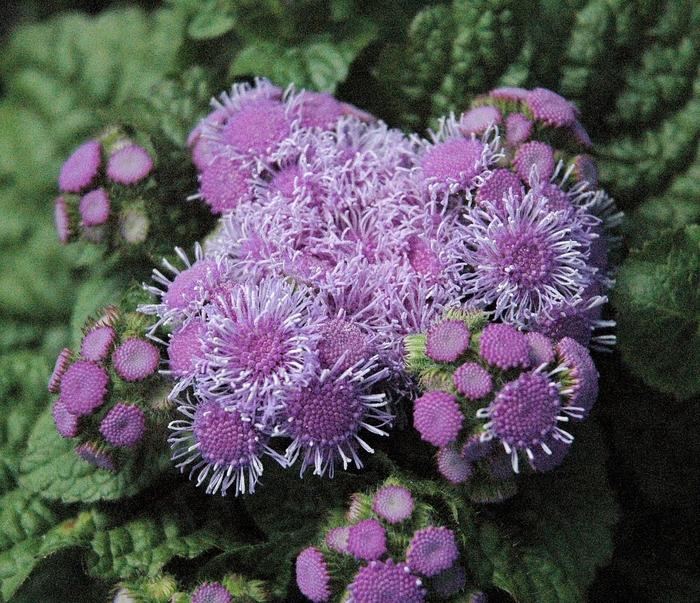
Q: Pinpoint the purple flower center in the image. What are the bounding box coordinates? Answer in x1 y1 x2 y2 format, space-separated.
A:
193 402 261 466
286 377 363 445
491 372 561 447
495 228 554 289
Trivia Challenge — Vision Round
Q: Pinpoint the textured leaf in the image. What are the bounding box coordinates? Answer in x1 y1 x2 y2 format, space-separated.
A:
467 422 617 602
231 35 375 93
20 409 173 503
86 514 217 582
0 488 105 601
614 225 700 398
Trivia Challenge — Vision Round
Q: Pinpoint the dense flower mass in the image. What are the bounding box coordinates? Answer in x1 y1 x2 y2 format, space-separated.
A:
48 79 615 507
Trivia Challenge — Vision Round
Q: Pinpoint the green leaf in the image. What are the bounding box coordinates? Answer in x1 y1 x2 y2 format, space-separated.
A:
614 225 700 398
19 409 173 503
86 514 217 582
231 35 376 93
0 488 105 601
188 2 236 40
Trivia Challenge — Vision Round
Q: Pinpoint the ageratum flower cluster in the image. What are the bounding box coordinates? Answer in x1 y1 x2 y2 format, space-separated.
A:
406 309 599 483
51 79 618 501
295 480 477 602
54 128 154 246
48 306 162 470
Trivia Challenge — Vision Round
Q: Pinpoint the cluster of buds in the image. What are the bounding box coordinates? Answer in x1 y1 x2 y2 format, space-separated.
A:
48 305 166 470
405 310 598 495
53 128 154 247
295 480 485 602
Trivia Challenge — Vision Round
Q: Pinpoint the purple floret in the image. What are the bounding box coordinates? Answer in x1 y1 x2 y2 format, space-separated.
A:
372 485 414 524
81 326 116 362
413 391 463 447
505 112 533 147
59 139 102 193
107 144 153 185
525 88 576 128
52 399 79 438
191 582 232 603
425 320 471 363
475 168 522 211
60 360 109 417
75 442 116 471
478 323 530 370
453 362 492 400
112 338 160 382
296 547 331 603
348 559 426 603
437 446 473 484
407 526 459 577
48 347 72 393
555 336 599 416
513 141 555 184
347 519 387 561
99 403 146 448
79 188 110 226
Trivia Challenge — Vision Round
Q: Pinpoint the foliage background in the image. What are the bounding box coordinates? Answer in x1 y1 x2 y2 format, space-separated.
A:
0 1 698 601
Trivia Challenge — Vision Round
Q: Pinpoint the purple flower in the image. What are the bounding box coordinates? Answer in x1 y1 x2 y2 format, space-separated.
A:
459 106 501 135
406 526 459 577
425 320 471 363
52 399 79 438
167 318 205 379
475 168 522 211
505 112 533 147
413 391 463 447
75 442 116 471
317 317 374 373
525 331 555 367
478 323 530 370
54 196 73 244
169 398 277 496
59 139 102 193
48 347 72 393
191 582 232 603
436 446 473 484
296 547 331 602
525 88 577 128
60 360 109 417
453 362 492 399
81 326 116 362
198 154 254 214
197 277 320 417
513 141 555 184
347 519 387 560
107 144 153 185
325 526 350 553
297 90 346 130
461 187 597 325
372 485 414 524
282 357 392 477
99 403 146 448
220 98 293 154
419 138 488 197
477 371 572 471
79 188 110 226
554 336 599 417
112 338 160 382
348 559 426 603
